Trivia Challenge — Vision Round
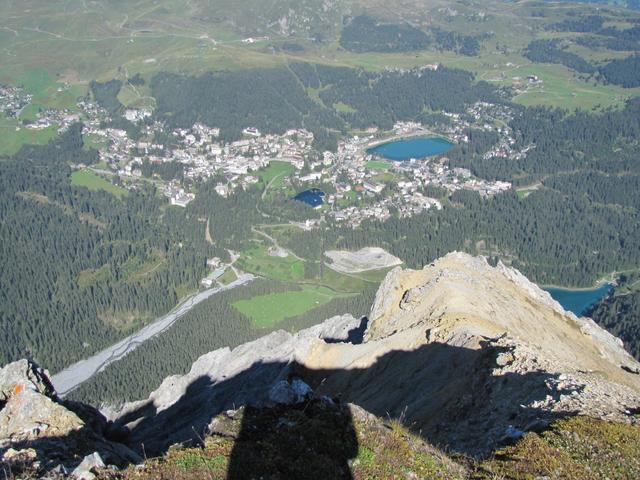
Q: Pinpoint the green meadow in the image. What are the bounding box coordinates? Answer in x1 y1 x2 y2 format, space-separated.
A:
365 159 392 170
236 245 305 283
232 285 355 328
0 116 58 156
71 170 128 197
257 161 295 187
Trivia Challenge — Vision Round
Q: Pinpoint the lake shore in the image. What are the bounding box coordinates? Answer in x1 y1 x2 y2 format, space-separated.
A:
367 136 454 161
543 282 615 316
540 278 616 292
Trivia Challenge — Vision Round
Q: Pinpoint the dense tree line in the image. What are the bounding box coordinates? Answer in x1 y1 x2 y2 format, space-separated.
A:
549 13 640 53
548 15 605 33
545 172 640 209
278 188 640 288
127 73 145 86
448 99 640 183
188 180 264 250
141 159 184 181
101 116 142 141
524 39 596 74
89 79 124 114
339 15 431 52
600 24 640 46
588 274 640 360
338 15 482 56
600 55 640 87
150 68 345 151
576 35 640 52
290 62 498 130
431 27 482 56
150 65 498 152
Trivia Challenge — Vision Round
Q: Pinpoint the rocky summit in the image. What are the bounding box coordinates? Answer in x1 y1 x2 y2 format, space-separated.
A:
2 253 640 479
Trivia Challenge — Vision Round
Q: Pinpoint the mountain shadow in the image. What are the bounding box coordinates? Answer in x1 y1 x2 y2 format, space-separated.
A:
2 339 599 478
324 316 368 344
116 339 584 465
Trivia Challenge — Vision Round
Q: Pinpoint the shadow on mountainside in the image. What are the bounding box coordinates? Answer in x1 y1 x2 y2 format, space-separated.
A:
1 339 594 478
0 401 140 477
226 398 358 479
324 316 368 344
113 340 587 467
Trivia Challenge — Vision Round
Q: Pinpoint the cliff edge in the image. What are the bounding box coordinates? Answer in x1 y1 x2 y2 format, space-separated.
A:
110 252 640 458
1 253 640 478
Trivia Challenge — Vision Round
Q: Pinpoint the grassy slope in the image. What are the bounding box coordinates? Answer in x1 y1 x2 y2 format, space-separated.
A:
232 285 355 328
236 245 305 283
113 410 640 480
114 401 466 480
217 268 238 286
233 241 370 328
71 170 128 197
1 0 639 118
256 160 295 189
478 416 640 479
0 115 58 156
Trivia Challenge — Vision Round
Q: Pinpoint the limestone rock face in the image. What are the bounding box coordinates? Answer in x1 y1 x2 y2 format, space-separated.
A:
0 360 140 477
306 252 640 454
108 314 362 455
0 387 84 441
112 253 640 457
0 359 55 402
363 252 637 380
4 253 640 466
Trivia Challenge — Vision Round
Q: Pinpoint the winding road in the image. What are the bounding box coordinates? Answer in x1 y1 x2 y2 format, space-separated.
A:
51 273 255 397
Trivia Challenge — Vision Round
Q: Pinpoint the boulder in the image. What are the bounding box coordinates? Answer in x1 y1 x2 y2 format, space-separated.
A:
0 359 55 402
0 359 140 477
268 379 313 405
72 452 106 480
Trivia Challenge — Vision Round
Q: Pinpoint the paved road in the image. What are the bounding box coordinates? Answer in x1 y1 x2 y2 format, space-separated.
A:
51 273 255 397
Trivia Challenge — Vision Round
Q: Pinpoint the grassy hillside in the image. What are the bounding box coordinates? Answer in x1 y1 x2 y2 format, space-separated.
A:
233 285 356 328
71 170 128 197
110 407 640 480
2 0 640 121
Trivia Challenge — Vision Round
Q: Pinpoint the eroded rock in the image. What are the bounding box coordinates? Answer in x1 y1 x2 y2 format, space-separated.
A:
0 359 139 477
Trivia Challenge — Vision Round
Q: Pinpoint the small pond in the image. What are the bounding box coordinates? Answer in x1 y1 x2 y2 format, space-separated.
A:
293 188 325 207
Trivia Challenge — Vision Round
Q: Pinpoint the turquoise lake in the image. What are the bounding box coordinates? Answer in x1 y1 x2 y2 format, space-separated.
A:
368 137 454 161
544 284 613 316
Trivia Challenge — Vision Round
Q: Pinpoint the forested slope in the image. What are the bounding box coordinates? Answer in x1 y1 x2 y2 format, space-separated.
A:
150 64 498 150
3 59 640 402
0 126 216 371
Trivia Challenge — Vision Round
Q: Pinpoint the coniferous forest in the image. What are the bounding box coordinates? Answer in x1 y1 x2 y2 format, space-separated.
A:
0 126 214 371
2 61 640 404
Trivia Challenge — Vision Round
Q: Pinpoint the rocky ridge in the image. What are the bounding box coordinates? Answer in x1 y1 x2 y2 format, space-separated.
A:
1 252 640 477
110 252 640 457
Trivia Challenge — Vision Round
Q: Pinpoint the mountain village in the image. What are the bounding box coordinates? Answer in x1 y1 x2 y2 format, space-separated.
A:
2 84 513 228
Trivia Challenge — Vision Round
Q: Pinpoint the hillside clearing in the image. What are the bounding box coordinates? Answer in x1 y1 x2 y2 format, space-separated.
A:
71 170 128 197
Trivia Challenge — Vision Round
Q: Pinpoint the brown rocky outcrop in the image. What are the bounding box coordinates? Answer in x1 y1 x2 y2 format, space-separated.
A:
0 360 139 477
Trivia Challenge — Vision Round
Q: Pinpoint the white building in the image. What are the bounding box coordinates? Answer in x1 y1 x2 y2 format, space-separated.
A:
215 184 230 197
